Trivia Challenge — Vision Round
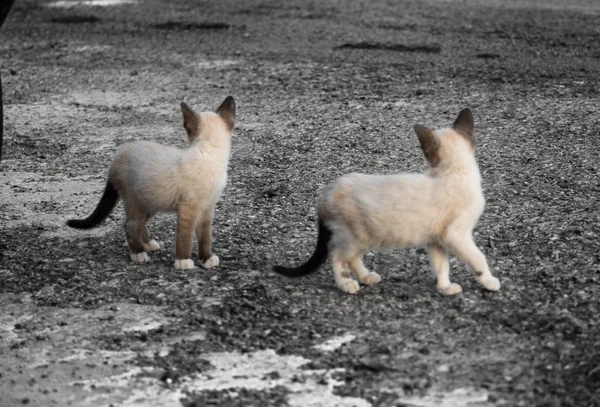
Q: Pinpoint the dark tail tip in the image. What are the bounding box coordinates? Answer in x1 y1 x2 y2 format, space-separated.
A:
272 219 332 278
273 266 308 277
67 180 119 230
66 219 89 229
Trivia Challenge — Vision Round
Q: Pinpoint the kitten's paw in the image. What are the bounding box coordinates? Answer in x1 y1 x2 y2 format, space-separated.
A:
130 252 150 264
438 283 462 296
174 259 196 270
201 255 220 269
143 239 161 252
361 272 381 286
480 276 501 291
337 278 360 294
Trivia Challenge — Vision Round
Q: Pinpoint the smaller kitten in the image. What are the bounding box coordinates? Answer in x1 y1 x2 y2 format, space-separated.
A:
274 108 500 295
67 96 235 270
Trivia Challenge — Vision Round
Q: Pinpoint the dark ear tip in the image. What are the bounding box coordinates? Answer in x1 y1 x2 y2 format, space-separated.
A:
181 102 191 111
414 124 430 135
223 96 235 109
217 96 236 122
458 107 473 120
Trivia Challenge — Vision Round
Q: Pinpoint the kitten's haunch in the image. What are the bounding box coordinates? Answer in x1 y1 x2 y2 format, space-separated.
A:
67 180 119 229
273 219 332 277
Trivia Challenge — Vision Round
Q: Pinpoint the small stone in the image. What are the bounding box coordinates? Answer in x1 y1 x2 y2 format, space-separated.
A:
437 364 450 373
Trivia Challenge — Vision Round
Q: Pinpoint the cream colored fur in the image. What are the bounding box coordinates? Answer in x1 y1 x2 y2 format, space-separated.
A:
108 97 235 267
174 259 195 270
143 239 161 252
318 109 500 294
111 114 231 215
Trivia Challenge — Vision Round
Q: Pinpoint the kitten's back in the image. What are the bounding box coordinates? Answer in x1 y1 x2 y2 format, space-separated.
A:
319 173 438 249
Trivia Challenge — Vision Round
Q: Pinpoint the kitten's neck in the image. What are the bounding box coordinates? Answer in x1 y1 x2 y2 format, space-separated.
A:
193 138 231 161
427 157 481 183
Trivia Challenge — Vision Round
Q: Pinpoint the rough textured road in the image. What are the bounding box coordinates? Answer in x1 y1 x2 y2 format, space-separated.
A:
1 0 599 406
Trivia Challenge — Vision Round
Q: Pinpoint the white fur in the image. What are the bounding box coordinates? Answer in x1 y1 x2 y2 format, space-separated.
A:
201 255 220 269
130 252 150 263
174 259 195 270
143 239 161 252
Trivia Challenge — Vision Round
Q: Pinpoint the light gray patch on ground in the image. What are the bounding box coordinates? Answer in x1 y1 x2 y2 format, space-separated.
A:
0 171 107 232
0 293 182 407
67 91 155 108
46 0 138 7
397 387 492 407
197 60 240 70
76 348 372 407
313 333 356 352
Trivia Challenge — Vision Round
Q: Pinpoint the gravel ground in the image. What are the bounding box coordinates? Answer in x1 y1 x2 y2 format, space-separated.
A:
1 0 599 406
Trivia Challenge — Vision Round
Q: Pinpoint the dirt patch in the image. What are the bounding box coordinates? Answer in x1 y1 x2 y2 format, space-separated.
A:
151 22 232 31
335 42 441 54
49 15 101 24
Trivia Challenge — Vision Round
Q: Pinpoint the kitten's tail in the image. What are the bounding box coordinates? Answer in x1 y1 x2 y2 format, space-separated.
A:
272 218 331 277
67 180 119 229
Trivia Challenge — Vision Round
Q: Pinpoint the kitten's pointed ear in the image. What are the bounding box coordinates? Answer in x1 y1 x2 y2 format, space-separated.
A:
414 124 440 167
181 102 201 141
453 108 476 148
216 96 235 131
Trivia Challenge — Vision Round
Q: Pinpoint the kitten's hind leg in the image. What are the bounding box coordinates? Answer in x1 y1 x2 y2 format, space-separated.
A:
140 215 161 252
444 232 500 292
428 243 462 295
332 252 360 294
174 204 197 270
350 256 381 286
125 213 150 264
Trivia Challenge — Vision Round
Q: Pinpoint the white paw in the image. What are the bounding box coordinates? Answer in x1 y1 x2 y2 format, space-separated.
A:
480 276 501 291
438 283 462 296
174 259 196 270
201 255 220 269
130 252 150 264
143 239 161 252
361 272 381 286
337 278 360 294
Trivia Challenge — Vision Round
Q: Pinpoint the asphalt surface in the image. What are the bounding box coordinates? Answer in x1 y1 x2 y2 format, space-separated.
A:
1 0 599 406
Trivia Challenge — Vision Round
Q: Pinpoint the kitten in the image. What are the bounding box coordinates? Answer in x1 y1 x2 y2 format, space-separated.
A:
274 108 500 295
67 96 235 270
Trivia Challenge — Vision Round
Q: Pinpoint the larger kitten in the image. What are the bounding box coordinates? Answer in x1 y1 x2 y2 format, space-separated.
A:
67 96 235 270
274 108 500 295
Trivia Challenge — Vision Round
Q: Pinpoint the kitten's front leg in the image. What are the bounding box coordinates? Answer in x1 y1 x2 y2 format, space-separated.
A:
174 205 197 270
445 233 500 292
196 210 219 269
349 256 381 286
428 243 462 295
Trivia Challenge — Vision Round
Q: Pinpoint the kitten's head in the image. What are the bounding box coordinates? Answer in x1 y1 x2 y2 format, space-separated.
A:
413 108 476 168
180 96 236 144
